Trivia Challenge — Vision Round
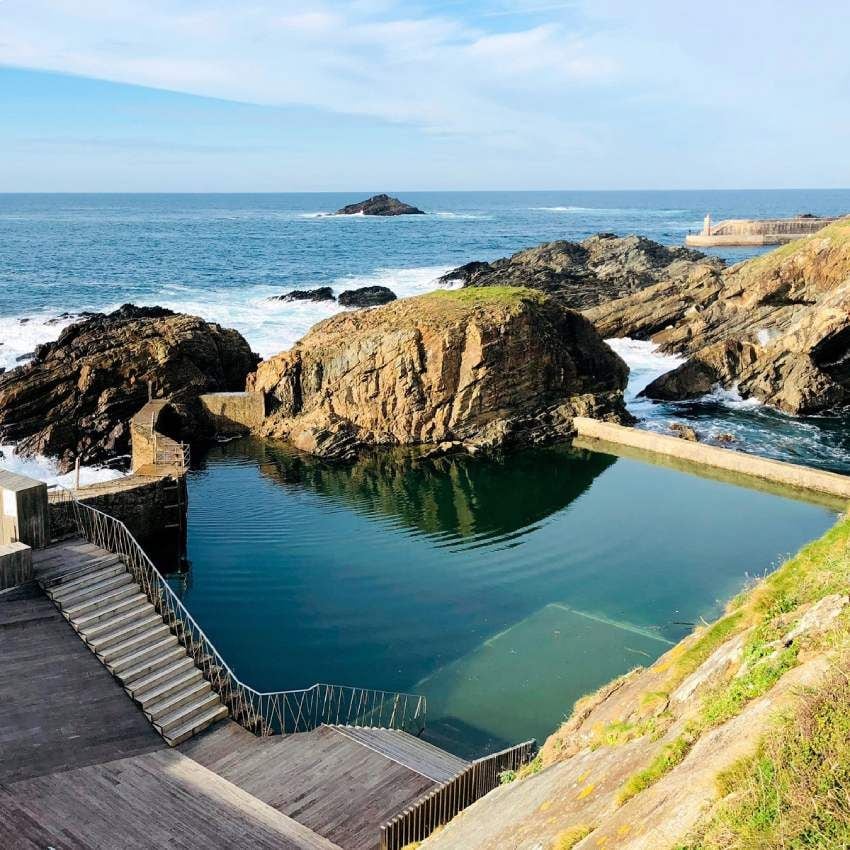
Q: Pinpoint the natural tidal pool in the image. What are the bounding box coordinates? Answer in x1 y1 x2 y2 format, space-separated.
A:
177 438 836 757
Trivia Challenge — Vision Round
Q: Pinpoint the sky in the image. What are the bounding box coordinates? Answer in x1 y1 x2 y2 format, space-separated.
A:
0 0 848 191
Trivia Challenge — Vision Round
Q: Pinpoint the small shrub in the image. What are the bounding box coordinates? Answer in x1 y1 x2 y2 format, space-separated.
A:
617 732 695 805
552 824 593 849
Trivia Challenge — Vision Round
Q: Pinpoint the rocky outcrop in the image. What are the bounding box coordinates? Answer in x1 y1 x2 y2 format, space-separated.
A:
271 287 335 302
337 286 397 308
248 288 630 460
333 194 425 216
0 305 258 472
439 234 724 318
642 218 850 414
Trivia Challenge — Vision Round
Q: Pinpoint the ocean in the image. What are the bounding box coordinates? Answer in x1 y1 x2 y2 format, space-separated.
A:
2 189 850 478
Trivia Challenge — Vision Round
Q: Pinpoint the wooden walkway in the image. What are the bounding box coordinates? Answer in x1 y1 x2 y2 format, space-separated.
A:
3 540 472 850
182 722 460 850
0 580 164 784
0 749 340 850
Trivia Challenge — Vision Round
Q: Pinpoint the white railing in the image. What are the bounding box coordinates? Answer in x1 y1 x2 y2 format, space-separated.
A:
49 486 427 737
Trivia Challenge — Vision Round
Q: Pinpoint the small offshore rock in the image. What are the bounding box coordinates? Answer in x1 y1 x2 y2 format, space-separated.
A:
715 432 736 444
670 422 699 441
334 194 425 216
338 286 397 308
15 353 35 363
272 287 336 303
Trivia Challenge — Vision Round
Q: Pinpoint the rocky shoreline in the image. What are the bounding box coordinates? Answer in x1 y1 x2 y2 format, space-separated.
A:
3 219 849 471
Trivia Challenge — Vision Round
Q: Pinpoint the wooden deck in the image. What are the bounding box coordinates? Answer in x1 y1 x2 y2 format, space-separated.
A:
2 540 470 850
0 749 340 850
182 722 447 850
0 580 164 784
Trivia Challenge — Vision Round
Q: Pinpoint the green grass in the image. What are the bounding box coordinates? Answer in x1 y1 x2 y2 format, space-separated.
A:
426 286 545 306
683 662 850 849
617 732 696 805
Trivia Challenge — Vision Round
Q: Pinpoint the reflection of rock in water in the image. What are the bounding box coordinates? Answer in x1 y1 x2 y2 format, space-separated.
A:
234 439 616 542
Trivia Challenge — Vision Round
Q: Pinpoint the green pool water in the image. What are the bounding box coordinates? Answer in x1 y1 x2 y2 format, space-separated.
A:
177 439 836 757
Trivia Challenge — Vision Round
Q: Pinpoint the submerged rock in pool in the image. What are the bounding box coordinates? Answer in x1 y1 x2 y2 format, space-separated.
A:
248 287 631 460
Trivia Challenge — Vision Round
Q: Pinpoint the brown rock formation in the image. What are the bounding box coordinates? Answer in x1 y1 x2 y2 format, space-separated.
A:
0 305 258 472
439 234 724 320
642 218 850 414
248 288 630 459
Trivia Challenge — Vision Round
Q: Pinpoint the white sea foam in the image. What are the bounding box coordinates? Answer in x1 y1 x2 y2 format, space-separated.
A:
0 312 79 371
1 266 454 368
0 443 125 487
534 206 687 216
604 338 684 402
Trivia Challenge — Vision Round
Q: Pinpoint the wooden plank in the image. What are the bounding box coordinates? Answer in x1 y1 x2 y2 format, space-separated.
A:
3 750 341 850
183 725 437 850
330 726 469 783
0 579 164 784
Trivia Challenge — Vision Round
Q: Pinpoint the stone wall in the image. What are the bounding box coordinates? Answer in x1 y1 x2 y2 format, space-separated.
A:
199 391 265 436
574 417 850 504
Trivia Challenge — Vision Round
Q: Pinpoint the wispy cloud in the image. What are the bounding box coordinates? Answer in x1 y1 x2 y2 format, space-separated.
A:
0 0 618 158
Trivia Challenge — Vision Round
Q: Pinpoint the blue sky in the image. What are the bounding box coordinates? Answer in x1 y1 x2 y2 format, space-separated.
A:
1 0 848 191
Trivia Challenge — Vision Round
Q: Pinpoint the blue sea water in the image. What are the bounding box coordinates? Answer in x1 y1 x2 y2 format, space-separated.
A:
1 191 846 754
2 189 850 472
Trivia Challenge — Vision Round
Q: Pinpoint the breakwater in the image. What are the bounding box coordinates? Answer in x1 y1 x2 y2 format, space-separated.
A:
685 213 840 247
573 417 850 507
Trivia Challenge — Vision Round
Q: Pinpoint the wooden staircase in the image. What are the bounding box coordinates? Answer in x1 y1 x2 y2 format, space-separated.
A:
35 541 228 746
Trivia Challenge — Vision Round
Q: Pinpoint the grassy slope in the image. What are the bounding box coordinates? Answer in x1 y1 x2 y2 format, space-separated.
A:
539 513 850 847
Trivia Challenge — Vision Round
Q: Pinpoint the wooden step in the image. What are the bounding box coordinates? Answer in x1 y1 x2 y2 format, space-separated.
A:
156 691 221 736
53 572 134 608
163 703 229 746
39 554 123 587
43 560 125 595
99 623 171 664
111 635 180 677
137 666 203 710
119 644 187 686
73 594 148 631
127 656 197 700
144 679 212 721
82 609 161 649
64 583 139 619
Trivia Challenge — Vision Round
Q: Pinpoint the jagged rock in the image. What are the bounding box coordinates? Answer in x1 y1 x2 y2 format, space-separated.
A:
670 422 699 442
439 233 724 316
0 304 258 472
641 219 850 414
784 593 849 644
271 287 335 303
333 194 425 216
642 339 759 401
338 286 397 308
248 288 630 459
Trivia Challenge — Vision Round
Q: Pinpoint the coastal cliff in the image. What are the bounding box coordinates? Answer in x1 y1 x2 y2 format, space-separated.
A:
0 305 257 472
643 217 850 413
421 515 850 850
248 287 630 459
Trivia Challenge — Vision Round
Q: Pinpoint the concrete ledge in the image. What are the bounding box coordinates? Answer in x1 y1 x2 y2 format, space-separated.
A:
200 391 265 435
573 418 850 505
0 542 33 591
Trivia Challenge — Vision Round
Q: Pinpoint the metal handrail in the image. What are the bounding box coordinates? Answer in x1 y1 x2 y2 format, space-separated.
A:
379 739 537 850
49 485 426 737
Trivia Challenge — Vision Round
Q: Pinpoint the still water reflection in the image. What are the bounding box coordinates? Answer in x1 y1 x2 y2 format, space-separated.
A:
179 439 835 756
